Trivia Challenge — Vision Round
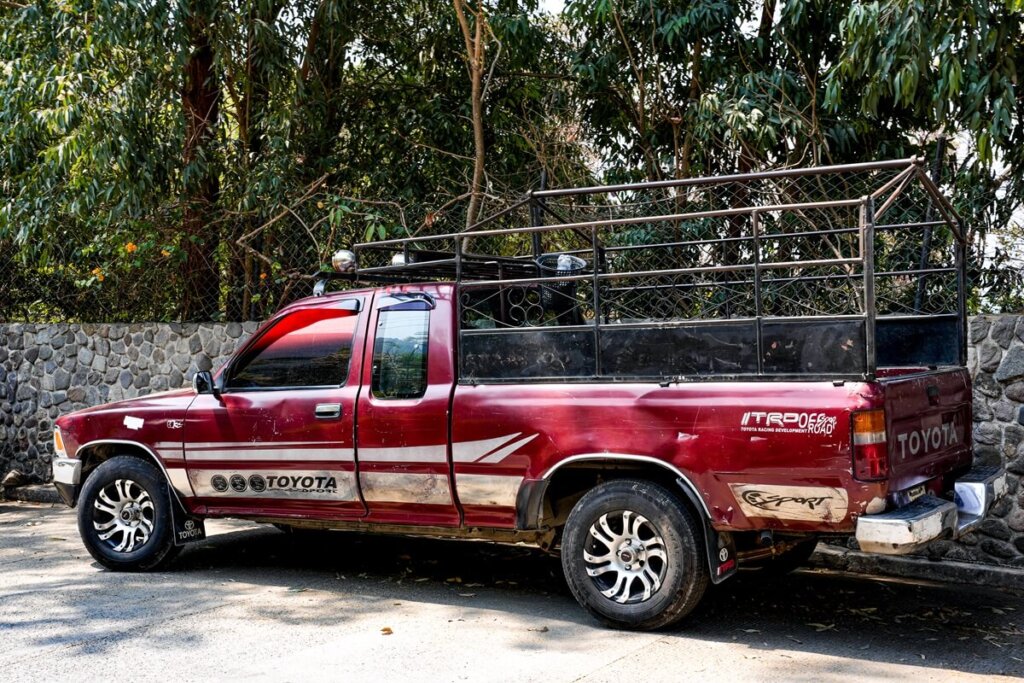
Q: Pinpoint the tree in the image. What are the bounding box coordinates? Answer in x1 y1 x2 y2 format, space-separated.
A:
0 0 1019 322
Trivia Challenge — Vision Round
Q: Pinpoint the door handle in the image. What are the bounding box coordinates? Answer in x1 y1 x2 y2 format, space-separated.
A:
315 403 342 419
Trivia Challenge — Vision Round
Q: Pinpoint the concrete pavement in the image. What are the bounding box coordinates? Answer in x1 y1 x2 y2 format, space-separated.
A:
1 501 1022 682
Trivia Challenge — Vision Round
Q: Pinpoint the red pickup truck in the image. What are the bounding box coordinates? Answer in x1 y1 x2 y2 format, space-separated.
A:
51 159 1006 629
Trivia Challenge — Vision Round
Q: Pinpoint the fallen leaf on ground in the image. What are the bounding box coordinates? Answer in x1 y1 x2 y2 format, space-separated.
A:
528 626 549 633
741 629 761 634
288 587 308 593
458 593 476 598
446 577 463 583
807 623 835 632
381 627 393 636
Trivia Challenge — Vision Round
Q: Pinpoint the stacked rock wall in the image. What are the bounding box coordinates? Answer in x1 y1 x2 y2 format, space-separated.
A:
0 323 254 482
949 315 1024 565
1 315 1023 566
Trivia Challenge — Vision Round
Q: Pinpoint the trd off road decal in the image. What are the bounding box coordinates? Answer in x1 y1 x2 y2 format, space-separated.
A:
189 469 359 501
740 411 837 436
729 484 849 523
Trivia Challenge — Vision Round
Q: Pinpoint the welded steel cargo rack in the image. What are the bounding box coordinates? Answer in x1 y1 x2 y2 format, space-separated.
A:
317 157 967 384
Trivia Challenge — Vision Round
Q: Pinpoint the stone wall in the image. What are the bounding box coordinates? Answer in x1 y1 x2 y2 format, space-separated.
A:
1 316 1023 567
0 323 255 482
946 315 1024 565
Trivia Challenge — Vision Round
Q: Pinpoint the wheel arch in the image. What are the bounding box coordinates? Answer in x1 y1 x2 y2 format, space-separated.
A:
519 454 711 533
74 439 190 507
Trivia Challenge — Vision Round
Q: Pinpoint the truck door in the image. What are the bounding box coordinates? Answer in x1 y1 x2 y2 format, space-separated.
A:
355 287 459 526
183 297 366 519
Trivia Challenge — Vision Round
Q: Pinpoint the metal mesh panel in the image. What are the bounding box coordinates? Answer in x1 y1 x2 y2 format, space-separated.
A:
349 159 968 380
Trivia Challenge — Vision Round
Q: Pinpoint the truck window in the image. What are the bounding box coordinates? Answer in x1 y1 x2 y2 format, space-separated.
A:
371 310 429 399
228 308 357 389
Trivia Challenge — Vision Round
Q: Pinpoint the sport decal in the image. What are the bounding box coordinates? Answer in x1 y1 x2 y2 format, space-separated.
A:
189 469 359 501
729 484 849 523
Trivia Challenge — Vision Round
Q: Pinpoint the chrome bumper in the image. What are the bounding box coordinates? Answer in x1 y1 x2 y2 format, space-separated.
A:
855 465 1008 555
52 456 82 486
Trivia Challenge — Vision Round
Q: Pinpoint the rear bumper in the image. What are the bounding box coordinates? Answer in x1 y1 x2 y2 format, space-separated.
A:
855 465 1007 555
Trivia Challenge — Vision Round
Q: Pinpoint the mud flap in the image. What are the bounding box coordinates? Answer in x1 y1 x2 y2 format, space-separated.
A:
704 524 737 584
676 478 737 585
167 488 207 546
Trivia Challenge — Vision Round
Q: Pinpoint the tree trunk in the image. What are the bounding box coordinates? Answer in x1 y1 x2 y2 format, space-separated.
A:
227 2 284 322
454 0 486 230
757 0 776 67
181 10 221 321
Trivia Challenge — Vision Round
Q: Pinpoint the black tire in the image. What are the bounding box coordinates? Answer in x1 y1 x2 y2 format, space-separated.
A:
561 479 709 630
77 455 182 571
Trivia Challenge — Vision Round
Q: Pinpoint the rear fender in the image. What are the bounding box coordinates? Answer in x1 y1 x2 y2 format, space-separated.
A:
526 454 737 584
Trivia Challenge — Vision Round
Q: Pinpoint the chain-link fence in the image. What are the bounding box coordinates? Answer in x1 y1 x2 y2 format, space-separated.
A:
0 186 476 324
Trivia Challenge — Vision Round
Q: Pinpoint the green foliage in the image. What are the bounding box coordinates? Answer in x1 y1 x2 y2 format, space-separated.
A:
0 0 1020 321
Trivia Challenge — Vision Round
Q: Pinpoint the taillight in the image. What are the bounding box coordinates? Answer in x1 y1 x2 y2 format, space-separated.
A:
852 409 888 481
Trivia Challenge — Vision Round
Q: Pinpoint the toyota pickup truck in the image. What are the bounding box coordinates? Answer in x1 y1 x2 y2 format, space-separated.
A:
51 159 1007 630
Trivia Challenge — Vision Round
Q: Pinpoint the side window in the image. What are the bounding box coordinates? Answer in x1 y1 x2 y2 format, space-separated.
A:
228 308 358 389
371 310 430 399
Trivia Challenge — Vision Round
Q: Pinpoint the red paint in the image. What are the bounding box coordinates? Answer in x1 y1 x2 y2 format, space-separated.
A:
55 284 974 536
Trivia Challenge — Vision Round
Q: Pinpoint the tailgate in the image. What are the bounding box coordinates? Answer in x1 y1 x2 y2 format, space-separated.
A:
882 368 973 491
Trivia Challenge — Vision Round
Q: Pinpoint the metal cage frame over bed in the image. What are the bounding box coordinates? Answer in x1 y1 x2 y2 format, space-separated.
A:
318 157 967 384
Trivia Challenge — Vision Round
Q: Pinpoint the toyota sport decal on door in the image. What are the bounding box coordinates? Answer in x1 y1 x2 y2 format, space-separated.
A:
189 469 359 500
185 433 538 501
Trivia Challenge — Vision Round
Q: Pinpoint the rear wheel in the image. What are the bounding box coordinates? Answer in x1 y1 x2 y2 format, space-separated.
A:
77 456 182 571
561 479 709 630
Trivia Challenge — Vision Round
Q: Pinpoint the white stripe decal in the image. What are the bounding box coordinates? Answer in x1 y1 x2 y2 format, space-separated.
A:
456 474 523 507
187 441 340 449
165 467 195 497
186 448 354 462
358 444 447 464
360 472 452 505
452 433 521 463
177 434 537 466
476 433 538 464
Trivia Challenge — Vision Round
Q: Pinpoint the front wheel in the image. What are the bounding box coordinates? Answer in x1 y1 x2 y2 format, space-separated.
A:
77 456 182 571
561 479 709 630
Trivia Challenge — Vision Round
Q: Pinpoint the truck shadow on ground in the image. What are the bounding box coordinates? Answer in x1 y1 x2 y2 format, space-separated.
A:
4 506 1021 678
171 524 1024 678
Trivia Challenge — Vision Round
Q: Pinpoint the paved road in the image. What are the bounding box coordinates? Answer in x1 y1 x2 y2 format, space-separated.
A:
1 501 1022 682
